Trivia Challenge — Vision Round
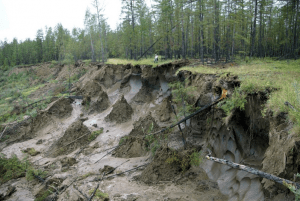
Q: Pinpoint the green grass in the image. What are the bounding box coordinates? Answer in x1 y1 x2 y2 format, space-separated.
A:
88 128 104 141
179 58 300 132
21 84 45 97
88 188 109 199
0 154 47 184
106 57 173 66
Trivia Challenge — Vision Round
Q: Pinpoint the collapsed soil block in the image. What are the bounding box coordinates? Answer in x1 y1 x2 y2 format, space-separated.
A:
46 120 91 157
79 79 110 113
138 147 193 184
105 95 133 124
154 96 172 122
129 115 160 137
113 136 147 158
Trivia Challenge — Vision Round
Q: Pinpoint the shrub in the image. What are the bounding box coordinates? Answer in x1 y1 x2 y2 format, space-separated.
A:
219 88 247 116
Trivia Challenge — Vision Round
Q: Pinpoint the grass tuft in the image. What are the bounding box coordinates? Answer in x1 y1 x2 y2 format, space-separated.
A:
89 128 104 141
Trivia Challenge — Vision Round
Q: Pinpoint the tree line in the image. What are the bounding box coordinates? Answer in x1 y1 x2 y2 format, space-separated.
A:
0 0 299 69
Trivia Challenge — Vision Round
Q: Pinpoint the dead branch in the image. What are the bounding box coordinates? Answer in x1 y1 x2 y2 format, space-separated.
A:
94 146 119 164
88 173 105 201
103 163 149 180
205 155 300 189
73 185 89 200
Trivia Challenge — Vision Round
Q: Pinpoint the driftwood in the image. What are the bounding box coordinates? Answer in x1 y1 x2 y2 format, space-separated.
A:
205 155 300 189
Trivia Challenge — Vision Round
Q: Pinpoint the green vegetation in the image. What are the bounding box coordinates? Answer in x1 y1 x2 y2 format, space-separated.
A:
283 175 300 201
0 154 47 184
169 79 198 119
106 58 173 66
119 136 129 145
88 188 109 200
89 128 104 141
166 150 202 172
79 172 94 180
0 135 10 142
218 88 247 116
34 190 52 201
28 148 38 156
179 59 300 132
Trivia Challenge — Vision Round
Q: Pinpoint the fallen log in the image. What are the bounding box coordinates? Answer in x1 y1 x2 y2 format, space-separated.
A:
205 155 300 189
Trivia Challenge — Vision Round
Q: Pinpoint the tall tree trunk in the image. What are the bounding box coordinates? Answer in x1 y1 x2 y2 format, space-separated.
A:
198 0 204 64
181 6 186 59
130 0 136 60
293 0 299 59
214 0 220 62
90 33 95 62
259 1 263 58
250 0 258 57
94 0 105 63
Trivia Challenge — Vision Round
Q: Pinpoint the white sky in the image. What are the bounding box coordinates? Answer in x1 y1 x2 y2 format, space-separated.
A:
0 0 152 43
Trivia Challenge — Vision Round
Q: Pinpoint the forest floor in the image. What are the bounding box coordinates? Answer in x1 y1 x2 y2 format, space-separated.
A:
0 58 299 201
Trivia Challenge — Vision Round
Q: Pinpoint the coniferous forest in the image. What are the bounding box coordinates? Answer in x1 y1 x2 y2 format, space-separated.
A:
0 0 299 69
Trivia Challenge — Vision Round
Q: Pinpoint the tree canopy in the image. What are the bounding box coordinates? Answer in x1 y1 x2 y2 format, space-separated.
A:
0 0 299 69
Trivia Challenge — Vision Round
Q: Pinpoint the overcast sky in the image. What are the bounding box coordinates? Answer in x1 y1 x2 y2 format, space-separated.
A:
0 0 152 43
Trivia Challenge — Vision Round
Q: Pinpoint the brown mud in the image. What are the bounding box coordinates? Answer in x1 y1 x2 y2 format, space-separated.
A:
0 60 298 201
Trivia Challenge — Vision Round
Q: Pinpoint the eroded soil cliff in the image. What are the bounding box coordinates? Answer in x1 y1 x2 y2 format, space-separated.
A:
0 60 298 201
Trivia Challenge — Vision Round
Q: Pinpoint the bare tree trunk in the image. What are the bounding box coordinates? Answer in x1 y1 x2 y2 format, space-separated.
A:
198 0 204 64
214 0 220 62
294 0 299 59
259 1 263 58
130 0 136 60
90 33 96 62
94 0 105 63
181 6 186 59
250 0 258 58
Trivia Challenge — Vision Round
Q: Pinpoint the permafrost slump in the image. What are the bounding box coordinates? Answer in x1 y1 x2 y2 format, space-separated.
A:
0 61 297 200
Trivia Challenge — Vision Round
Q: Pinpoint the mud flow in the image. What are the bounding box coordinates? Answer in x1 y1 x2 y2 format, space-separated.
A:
0 60 297 201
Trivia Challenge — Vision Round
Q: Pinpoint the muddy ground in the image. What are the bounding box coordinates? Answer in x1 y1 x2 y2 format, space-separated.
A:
0 60 299 201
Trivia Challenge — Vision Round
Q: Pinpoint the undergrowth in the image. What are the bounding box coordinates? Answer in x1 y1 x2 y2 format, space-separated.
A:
166 149 202 172
0 154 47 184
218 88 247 116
